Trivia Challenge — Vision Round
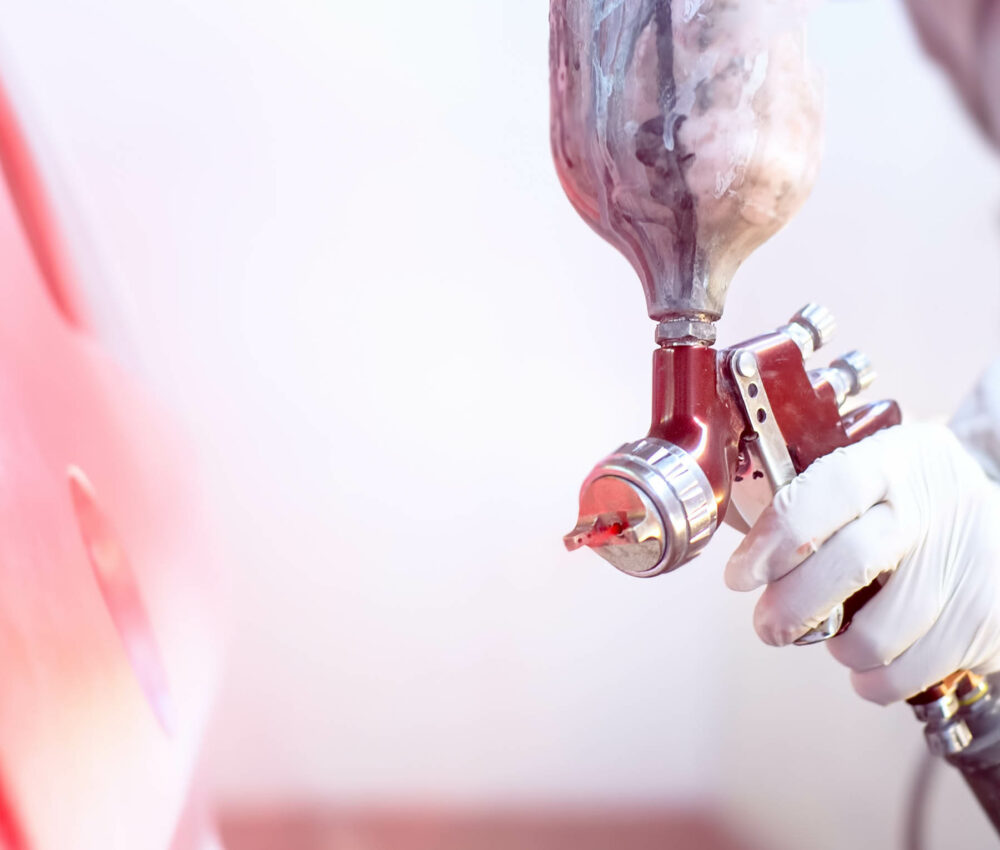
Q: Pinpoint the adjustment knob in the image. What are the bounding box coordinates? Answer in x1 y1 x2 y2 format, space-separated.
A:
831 350 876 396
790 303 836 354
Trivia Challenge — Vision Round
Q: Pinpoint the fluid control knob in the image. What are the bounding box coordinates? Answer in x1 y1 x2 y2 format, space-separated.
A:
830 350 876 396
809 351 877 408
785 303 836 357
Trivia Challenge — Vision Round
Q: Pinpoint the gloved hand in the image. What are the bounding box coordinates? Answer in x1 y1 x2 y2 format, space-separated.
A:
725 423 1000 705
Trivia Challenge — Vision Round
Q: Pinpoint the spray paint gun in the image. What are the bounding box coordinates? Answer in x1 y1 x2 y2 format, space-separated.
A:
551 0 890 641
561 302 1000 837
562 305 897 644
550 0 1000 831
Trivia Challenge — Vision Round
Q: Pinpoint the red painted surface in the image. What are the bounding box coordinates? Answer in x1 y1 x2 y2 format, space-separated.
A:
0 79 88 330
68 466 176 737
219 807 767 850
0 78 222 849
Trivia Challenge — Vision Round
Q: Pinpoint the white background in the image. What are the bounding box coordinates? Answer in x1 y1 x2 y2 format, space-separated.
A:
0 1 997 847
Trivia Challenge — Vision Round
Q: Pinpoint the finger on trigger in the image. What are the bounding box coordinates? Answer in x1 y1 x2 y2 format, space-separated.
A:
751 502 908 647
725 433 894 592
827 539 939 673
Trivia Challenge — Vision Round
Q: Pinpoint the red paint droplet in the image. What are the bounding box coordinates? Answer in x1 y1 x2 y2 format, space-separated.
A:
581 513 631 547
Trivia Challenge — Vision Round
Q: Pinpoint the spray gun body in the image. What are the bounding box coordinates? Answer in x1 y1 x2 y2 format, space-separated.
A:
565 306 901 641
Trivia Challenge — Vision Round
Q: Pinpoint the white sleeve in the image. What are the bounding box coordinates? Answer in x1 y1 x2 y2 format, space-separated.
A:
951 358 1000 482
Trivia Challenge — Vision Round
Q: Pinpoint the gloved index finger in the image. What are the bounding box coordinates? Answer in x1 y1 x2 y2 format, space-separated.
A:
724 432 896 592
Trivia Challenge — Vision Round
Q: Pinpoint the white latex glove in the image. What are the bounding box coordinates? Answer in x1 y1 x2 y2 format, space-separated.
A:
725 423 1000 705
951 358 1000 484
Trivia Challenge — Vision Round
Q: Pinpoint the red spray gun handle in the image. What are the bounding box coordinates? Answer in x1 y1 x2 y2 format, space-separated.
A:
720 309 900 643
723 312 975 707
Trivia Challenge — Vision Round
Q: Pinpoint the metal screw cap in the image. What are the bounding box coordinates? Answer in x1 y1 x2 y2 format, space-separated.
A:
830 350 876 396
912 692 960 724
734 351 758 379
656 319 717 346
790 304 836 352
926 719 973 757
957 672 990 707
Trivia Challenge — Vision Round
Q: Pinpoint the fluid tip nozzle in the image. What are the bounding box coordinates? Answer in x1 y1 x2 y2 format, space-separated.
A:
563 514 631 553
564 439 718 578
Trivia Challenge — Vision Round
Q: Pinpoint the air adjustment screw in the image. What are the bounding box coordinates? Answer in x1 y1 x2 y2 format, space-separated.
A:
831 350 876 396
791 303 837 351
